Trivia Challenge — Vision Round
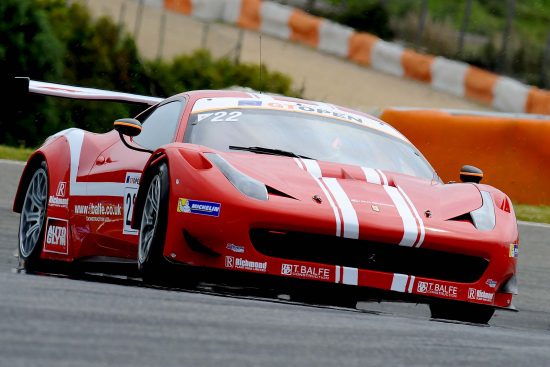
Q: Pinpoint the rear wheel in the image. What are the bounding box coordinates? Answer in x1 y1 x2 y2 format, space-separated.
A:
19 162 48 271
429 301 495 324
138 163 171 283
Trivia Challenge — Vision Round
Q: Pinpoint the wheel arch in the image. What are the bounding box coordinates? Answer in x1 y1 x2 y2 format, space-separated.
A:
13 152 48 213
13 134 75 214
132 150 169 230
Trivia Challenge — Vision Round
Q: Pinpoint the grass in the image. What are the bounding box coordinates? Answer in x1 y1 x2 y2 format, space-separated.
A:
0 145 33 162
514 204 550 225
0 144 548 224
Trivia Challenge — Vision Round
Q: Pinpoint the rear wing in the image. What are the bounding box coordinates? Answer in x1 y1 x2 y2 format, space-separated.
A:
16 77 163 106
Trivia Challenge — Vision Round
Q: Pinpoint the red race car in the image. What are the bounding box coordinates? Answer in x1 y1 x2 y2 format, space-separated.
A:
14 79 518 324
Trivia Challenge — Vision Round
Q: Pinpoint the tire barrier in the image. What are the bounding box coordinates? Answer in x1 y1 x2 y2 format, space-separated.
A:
147 0 550 115
379 108 550 205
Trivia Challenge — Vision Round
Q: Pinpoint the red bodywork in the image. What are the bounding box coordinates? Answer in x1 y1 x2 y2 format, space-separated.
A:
13 90 518 309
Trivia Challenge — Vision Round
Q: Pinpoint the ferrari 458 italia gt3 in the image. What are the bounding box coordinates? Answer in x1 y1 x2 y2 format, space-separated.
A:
14 79 518 324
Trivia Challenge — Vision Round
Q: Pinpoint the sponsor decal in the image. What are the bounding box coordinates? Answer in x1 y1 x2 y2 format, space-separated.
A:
74 202 122 222
468 288 495 302
56 182 66 197
177 198 221 217
226 243 245 253
48 182 68 208
281 263 331 280
123 172 140 235
225 256 234 268
486 279 497 288
125 173 140 185
238 100 262 106
416 281 458 298
193 99 376 128
49 196 68 208
261 102 366 124
371 204 380 212
509 243 519 258
43 217 69 254
225 256 267 272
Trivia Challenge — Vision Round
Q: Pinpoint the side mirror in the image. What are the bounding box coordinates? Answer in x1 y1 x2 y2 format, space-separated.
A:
114 118 142 137
460 165 483 183
114 118 152 154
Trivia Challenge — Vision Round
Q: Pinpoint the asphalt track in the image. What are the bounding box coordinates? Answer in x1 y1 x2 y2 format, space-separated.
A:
1 160 549 366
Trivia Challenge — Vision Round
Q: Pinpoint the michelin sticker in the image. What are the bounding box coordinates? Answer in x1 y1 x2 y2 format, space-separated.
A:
177 198 221 217
226 243 245 253
509 243 519 258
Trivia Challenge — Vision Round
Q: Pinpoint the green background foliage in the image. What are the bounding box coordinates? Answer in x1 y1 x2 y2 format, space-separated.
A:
0 0 298 147
324 0 550 87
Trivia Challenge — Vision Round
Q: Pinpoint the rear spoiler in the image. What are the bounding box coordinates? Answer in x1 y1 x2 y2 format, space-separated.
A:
15 77 163 106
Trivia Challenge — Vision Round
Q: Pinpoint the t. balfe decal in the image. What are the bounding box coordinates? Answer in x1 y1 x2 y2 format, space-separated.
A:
416 281 458 298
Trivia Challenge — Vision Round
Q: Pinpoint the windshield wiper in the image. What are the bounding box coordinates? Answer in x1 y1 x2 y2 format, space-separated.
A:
229 145 313 160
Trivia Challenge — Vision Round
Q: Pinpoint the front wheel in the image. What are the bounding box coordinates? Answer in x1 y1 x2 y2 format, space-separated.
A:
138 163 170 283
18 162 49 271
429 301 495 324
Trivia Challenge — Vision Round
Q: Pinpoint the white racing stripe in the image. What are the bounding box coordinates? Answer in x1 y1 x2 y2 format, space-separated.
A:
390 273 408 292
391 273 416 293
297 159 341 236
361 167 382 185
293 157 304 170
297 159 361 239
302 159 322 178
367 169 424 247
323 178 359 239
397 186 425 247
408 276 416 293
55 129 125 197
376 169 388 186
384 186 418 247
342 267 358 285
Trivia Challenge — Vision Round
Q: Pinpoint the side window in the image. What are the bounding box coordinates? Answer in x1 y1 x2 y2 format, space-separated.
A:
133 101 183 150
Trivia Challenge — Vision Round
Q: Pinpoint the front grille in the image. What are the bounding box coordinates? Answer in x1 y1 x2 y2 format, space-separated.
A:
250 229 488 283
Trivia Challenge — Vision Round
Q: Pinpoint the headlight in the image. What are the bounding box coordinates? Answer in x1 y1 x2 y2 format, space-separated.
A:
470 191 496 231
205 153 268 201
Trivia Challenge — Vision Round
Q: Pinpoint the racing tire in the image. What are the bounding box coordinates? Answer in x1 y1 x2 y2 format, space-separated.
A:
138 163 172 284
18 161 49 272
429 301 495 324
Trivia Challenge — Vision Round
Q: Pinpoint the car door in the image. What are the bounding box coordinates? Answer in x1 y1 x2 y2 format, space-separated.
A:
80 99 186 259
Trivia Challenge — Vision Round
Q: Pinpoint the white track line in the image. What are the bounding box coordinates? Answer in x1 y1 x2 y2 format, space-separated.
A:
0 159 26 166
518 221 550 229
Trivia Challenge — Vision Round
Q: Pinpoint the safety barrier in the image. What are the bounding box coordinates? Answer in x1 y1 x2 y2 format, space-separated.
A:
379 108 550 205
141 0 550 116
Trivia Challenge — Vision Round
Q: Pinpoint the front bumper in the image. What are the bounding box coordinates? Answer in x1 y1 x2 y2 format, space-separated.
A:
163 182 517 310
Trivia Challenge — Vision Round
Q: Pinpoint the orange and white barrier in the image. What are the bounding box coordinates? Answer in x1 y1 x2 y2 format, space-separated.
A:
379 108 550 205
160 0 550 115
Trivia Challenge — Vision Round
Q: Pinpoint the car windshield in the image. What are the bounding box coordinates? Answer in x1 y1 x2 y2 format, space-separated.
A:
184 108 436 180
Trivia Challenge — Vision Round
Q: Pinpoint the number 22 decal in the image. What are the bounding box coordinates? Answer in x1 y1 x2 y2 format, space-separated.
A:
123 173 141 235
211 111 242 122
125 192 137 227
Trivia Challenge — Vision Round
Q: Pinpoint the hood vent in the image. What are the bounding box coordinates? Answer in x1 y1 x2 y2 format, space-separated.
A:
266 185 298 200
447 213 474 225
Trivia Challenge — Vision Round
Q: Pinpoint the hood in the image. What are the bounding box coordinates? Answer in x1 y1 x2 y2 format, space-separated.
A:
216 152 486 248
221 152 482 219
